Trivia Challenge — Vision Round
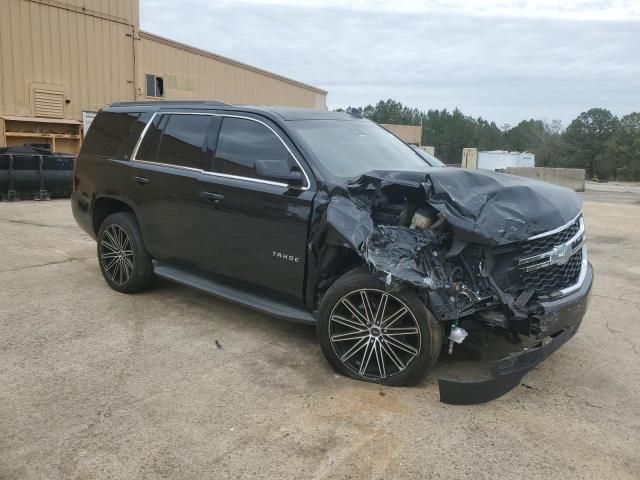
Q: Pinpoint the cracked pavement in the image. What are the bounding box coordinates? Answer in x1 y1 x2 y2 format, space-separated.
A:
1 196 639 479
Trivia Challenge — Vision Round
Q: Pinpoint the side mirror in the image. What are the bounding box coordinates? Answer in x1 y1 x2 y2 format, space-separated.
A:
255 159 304 187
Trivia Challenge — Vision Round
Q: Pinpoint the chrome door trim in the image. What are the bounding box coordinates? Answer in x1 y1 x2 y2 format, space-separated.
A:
130 111 311 190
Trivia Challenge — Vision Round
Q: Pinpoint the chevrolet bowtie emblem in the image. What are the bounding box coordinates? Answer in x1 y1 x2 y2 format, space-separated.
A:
549 243 573 266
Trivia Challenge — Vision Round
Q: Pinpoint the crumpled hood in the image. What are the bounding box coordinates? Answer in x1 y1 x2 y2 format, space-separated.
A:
351 168 582 245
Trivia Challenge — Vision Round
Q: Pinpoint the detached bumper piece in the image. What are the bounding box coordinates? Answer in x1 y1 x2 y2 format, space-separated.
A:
439 263 592 405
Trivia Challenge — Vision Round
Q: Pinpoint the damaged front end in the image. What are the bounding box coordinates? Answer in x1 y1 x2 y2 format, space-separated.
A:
312 168 592 404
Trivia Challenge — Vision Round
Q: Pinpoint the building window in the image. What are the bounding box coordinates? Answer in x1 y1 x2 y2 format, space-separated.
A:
145 74 164 97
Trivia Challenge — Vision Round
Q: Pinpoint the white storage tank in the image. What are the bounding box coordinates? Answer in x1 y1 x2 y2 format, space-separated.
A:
477 150 535 171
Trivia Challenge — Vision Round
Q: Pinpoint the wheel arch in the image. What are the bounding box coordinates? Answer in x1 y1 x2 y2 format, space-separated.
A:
92 195 139 236
306 246 366 310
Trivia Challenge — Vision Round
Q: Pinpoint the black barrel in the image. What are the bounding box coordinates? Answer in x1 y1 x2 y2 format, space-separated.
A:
42 154 74 197
11 154 43 199
0 154 10 200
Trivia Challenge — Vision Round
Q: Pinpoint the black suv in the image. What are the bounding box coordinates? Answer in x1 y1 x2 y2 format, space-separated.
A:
72 101 592 404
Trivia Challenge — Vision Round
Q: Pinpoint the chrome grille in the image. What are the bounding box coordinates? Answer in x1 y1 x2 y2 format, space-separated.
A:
521 219 581 258
516 215 587 296
521 249 583 293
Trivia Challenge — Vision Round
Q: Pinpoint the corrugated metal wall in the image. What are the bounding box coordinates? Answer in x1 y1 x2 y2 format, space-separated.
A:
0 0 327 150
0 0 136 120
46 0 140 26
139 32 326 109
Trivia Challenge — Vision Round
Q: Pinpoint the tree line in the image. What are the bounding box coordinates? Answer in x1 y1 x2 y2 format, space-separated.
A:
336 99 640 180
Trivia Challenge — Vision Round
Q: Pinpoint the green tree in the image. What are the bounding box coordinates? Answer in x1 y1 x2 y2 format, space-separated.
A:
534 120 567 168
476 118 507 151
362 99 421 125
563 108 619 179
332 100 640 179
421 108 483 163
607 112 640 180
504 119 546 152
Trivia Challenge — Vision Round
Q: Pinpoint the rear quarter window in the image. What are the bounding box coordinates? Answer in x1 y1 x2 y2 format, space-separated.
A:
81 111 142 158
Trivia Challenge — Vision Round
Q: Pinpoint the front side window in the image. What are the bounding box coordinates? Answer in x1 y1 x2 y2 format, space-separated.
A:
155 114 212 169
214 117 295 181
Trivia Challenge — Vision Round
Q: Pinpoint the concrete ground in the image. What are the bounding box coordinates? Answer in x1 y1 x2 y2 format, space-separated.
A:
1 192 639 479
583 180 640 204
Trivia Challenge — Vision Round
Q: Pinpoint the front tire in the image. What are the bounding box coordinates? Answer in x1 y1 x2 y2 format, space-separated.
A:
317 268 443 386
97 212 155 293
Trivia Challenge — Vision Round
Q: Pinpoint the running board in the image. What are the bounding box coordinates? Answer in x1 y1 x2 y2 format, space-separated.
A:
152 261 316 325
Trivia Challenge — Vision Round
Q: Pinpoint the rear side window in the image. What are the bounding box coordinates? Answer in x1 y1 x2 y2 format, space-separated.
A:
116 112 152 160
156 114 212 169
214 117 293 180
136 115 165 162
81 112 141 158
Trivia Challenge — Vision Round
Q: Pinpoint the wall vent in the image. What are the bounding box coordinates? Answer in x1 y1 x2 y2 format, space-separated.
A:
31 85 65 118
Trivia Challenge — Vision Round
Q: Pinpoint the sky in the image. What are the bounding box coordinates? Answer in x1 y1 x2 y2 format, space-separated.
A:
140 0 640 127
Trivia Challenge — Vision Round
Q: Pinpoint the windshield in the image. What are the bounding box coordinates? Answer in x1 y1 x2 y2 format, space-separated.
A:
412 147 446 167
289 119 430 178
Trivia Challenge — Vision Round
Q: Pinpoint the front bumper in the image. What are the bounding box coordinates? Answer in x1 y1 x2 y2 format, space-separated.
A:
439 262 593 405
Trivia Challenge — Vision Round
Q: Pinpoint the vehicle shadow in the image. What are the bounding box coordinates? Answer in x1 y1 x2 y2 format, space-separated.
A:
151 278 535 392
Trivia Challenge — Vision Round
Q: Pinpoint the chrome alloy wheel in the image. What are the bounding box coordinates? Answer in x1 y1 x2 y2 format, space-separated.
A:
328 289 422 380
100 224 134 285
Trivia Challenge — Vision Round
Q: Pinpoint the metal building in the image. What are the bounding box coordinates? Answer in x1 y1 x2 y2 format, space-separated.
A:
380 124 422 145
0 0 328 154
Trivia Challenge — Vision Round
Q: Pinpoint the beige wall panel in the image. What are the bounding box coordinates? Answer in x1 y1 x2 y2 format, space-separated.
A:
1 0 136 121
54 137 78 153
1 0 325 132
380 124 422 145
25 0 139 27
139 33 327 108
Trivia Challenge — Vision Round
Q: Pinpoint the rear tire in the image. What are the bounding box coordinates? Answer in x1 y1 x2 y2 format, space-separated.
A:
97 212 155 293
317 267 443 386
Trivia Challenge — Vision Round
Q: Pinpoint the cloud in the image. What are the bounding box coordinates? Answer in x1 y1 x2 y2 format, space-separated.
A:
214 0 640 21
141 0 640 124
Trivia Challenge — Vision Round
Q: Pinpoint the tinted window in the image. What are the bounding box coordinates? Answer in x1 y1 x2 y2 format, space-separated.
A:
156 114 212 169
82 111 141 157
413 147 446 167
117 112 152 160
135 115 165 162
289 119 428 179
214 117 293 180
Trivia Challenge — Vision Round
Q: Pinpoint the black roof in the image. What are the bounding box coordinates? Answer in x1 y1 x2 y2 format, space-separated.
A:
105 101 358 121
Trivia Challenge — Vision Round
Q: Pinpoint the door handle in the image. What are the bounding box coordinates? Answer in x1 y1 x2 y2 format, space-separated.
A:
200 191 224 203
132 176 151 185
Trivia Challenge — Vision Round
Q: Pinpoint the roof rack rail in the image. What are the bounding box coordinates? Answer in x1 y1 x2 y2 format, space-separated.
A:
109 100 231 107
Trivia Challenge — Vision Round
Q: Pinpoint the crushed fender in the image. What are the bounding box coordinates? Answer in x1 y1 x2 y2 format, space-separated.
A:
305 167 587 404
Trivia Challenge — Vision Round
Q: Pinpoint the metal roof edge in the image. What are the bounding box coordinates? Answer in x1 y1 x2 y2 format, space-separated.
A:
139 30 328 96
